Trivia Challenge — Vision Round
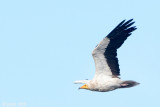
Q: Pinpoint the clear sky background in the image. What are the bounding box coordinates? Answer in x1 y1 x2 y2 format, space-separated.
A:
0 0 160 107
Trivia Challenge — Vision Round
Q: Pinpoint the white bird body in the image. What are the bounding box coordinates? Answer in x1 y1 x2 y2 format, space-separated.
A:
90 75 122 92
74 19 139 92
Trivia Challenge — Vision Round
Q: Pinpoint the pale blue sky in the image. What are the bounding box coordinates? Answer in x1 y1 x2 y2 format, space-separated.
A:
0 0 160 107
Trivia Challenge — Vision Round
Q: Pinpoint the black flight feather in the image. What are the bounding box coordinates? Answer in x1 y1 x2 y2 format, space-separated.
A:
104 19 137 76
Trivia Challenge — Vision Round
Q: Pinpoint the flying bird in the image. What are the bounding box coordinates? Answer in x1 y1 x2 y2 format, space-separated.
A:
74 19 139 92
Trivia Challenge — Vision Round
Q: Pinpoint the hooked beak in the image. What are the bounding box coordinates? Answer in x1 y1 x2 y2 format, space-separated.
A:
79 84 88 89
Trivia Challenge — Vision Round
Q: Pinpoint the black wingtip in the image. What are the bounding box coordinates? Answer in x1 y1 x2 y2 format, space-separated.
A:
107 19 136 39
114 19 135 30
126 19 134 23
116 19 126 28
128 18 134 21
122 19 135 28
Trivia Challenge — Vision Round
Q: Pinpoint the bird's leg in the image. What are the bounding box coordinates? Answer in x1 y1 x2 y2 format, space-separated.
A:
120 83 128 87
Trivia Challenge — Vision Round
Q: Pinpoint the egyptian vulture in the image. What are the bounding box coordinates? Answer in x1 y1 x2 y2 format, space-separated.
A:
74 19 139 92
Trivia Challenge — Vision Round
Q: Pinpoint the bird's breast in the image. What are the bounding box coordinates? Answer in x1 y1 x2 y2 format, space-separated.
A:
90 76 122 92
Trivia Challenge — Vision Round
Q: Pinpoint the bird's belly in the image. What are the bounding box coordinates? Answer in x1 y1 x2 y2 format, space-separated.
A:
91 78 122 92
99 84 120 92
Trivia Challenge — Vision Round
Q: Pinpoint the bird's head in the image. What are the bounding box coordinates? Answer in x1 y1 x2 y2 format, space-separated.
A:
79 84 89 90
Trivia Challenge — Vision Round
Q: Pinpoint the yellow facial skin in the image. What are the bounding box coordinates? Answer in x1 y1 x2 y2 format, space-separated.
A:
79 84 88 89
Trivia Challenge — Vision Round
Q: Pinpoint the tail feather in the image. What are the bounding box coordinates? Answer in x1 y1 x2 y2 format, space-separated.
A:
120 80 140 88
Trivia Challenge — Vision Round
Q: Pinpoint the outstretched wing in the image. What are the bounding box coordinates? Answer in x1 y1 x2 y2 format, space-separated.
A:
92 19 137 77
